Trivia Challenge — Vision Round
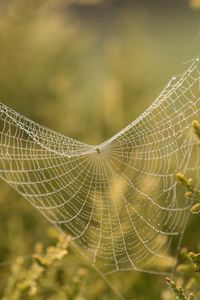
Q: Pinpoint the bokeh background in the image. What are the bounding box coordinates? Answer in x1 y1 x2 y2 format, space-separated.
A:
0 0 200 299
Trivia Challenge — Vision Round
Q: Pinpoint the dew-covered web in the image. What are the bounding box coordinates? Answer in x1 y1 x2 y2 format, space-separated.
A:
1 58 200 277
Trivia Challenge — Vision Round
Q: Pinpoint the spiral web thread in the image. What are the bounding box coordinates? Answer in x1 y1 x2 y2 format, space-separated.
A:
0 58 200 277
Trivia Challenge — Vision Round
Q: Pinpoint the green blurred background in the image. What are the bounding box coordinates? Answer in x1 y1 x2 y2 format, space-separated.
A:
0 0 200 299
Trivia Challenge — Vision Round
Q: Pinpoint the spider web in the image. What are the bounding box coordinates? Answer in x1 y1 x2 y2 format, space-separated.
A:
0 58 200 277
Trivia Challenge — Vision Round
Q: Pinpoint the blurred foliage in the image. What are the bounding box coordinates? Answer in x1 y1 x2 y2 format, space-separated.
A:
168 129 200 300
166 247 200 300
0 0 200 299
166 277 194 300
190 0 200 10
176 171 200 215
2 231 71 300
